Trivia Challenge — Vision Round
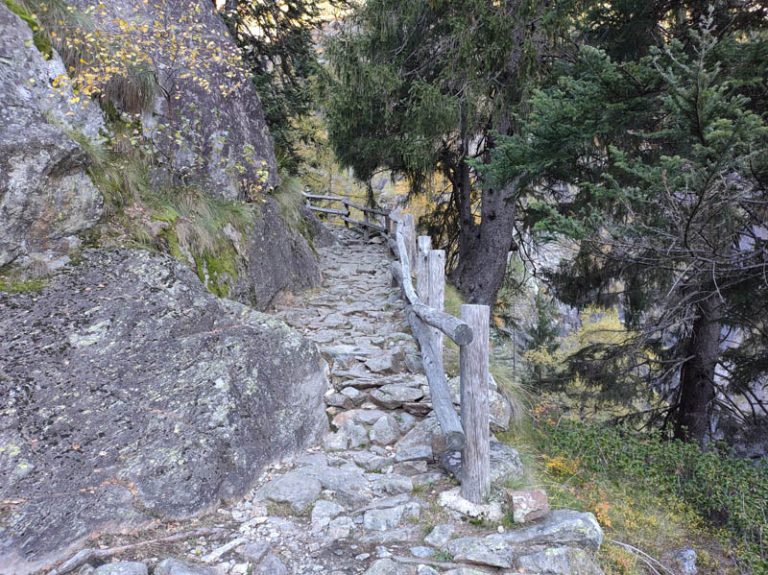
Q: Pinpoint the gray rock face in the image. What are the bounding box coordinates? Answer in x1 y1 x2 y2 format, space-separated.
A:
0 4 103 270
516 547 605 575
0 249 328 574
261 471 322 514
499 510 603 551
158 562 215 575
253 553 289 575
666 548 698 575
66 0 277 199
234 199 321 310
364 559 415 575
94 563 148 575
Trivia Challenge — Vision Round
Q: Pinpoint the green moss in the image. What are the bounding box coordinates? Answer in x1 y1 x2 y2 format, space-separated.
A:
4 0 53 58
202 248 238 298
0 277 47 294
191 242 240 298
161 226 184 260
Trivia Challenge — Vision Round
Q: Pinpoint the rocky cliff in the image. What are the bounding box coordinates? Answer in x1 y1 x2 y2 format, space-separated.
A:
0 0 320 307
0 2 329 572
0 3 104 271
67 0 279 200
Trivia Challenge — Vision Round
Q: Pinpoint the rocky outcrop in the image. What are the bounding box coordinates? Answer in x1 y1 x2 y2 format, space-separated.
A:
235 199 321 310
67 0 278 199
0 4 104 271
0 249 328 574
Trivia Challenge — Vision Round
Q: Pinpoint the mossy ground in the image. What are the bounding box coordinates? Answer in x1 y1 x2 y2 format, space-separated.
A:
499 409 765 575
0 276 47 294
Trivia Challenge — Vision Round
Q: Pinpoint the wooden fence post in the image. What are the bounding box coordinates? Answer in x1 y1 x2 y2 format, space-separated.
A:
428 250 446 351
416 236 432 299
459 304 491 504
402 214 417 271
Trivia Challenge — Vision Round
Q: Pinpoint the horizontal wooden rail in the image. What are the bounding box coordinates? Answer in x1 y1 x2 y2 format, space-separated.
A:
391 264 473 346
303 193 345 202
341 216 386 233
310 206 348 217
393 232 473 346
303 192 390 239
342 199 389 218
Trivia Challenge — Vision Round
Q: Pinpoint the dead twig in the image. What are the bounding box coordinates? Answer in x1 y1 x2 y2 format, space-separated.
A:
392 555 497 573
46 527 228 575
608 539 676 575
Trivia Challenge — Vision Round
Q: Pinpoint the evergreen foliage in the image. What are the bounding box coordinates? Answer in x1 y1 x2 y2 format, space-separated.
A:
488 12 768 443
325 0 552 304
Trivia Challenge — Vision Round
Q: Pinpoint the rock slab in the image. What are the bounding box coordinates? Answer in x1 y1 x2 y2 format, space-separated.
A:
0 249 328 574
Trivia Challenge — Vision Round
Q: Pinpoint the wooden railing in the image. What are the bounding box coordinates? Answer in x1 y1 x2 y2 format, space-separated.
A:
389 213 492 505
303 193 392 239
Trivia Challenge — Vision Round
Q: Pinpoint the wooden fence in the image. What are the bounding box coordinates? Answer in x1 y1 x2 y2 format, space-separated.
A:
303 193 391 240
306 195 491 503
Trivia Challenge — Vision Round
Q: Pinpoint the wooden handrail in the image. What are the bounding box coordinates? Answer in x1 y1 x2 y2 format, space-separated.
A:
393 229 473 346
391 221 467 451
303 193 346 202
310 206 348 217
303 192 391 238
342 199 389 217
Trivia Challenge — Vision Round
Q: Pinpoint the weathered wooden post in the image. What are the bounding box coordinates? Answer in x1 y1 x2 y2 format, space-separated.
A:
402 214 417 271
428 250 446 351
343 199 350 229
363 209 371 241
459 304 491 504
416 236 431 299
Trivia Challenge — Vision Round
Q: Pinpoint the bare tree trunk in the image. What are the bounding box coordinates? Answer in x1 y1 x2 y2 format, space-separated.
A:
674 294 722 446
450 178 521 306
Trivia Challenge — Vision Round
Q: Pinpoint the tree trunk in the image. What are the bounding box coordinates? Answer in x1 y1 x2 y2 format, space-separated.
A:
674 294 722 445
450 177 521 305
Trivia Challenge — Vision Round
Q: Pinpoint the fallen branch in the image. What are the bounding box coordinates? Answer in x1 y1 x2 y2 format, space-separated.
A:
47 527 228 575
608 539 675 575
392 555 497 573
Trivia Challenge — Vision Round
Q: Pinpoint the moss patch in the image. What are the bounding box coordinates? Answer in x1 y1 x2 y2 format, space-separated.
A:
0 276 47 294
4 0 53 58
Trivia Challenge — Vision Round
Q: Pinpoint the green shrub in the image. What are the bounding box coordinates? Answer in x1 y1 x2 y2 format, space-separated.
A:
540 420 768 573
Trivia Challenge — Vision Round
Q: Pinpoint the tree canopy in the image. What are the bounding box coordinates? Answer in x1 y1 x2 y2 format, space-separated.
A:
487 8 768 443
220 0 347 173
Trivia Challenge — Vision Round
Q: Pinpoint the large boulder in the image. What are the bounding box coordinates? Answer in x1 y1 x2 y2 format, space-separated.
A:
0 4 104 271
0 249 329 574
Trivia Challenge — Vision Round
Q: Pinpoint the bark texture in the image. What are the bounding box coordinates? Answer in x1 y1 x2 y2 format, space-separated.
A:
674 295 722 445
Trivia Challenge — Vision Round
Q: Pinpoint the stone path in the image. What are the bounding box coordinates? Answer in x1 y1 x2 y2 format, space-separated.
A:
86 229 605 575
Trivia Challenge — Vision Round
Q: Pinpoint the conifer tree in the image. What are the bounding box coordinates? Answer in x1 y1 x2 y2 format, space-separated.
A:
325 0 551 305
489 17 768 444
